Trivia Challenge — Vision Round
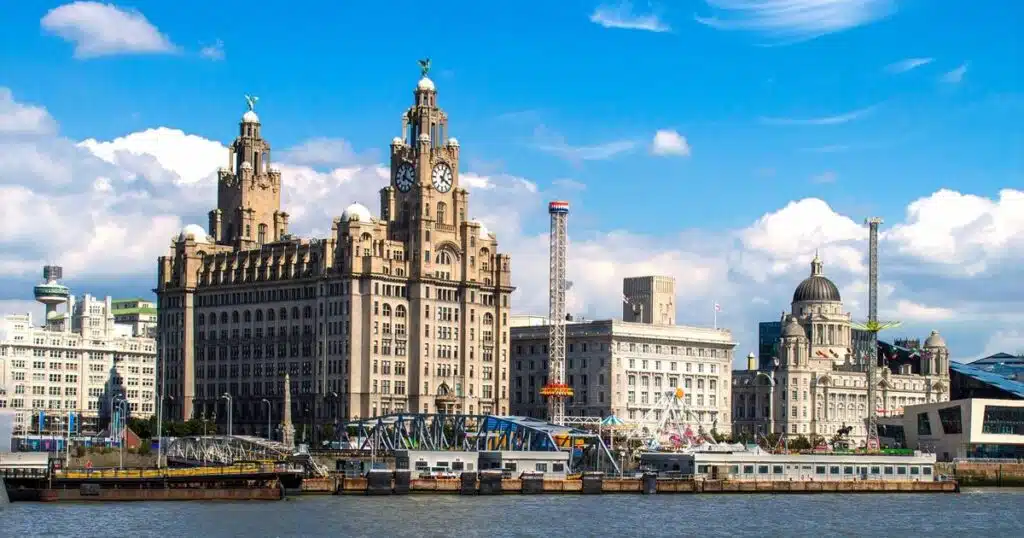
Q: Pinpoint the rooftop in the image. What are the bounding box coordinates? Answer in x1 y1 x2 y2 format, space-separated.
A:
950 360 1024 399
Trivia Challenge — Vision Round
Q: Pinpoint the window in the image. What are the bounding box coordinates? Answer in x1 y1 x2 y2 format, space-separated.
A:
772 465 783 475
938 405 963 434
829 466 840 475
843 466 854 475
743 465 754 474
815 466 826 475
982 405 1024 435
917 412 932 436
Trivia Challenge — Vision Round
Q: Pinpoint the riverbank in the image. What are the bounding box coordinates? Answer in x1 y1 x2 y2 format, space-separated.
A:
936 462 1024 487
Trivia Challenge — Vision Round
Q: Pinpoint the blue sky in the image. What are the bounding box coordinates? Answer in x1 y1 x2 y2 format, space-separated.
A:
0 1 1021 360
2 1 1019 233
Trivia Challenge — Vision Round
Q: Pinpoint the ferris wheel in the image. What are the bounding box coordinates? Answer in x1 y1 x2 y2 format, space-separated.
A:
627 388 715 451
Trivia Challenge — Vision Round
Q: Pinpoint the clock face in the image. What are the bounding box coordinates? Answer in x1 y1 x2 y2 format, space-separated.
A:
395 163 415 192
432 162 453 193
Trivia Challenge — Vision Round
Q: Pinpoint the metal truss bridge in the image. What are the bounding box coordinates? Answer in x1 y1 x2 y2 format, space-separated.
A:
164 435 328 477
341 413 619 474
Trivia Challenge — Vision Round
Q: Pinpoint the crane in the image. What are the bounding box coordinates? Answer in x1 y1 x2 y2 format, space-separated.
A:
540 201 572 425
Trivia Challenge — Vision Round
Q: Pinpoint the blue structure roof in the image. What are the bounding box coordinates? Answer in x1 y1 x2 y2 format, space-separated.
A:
950 360 1024 399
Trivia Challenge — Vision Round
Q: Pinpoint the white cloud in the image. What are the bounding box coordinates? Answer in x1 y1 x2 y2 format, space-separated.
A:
532 126 638 163
696 0 895 42
590 2 670 32
41 1 177 58
650 129 691 156
199 39 225 61
280 137 364 168
0 89 58 135
760 104 880 126
0 89 1021 363
941 63 968 84
886 57 933 74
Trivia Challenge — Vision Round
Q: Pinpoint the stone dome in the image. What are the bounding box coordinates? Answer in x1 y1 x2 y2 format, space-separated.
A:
781 317 806 338
341 203 373 223
447 137 459 147
417 77 435 91
178 224 210 243
792 252 841 303
924 330 946 348
242 110 259 123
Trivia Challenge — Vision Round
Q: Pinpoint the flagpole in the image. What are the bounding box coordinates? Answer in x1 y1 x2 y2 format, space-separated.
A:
713 301 718 330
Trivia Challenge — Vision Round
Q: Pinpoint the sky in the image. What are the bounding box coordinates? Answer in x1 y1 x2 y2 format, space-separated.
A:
0 1 1021 366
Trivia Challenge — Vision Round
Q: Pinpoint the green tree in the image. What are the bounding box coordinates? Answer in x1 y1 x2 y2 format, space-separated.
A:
788 434 812 451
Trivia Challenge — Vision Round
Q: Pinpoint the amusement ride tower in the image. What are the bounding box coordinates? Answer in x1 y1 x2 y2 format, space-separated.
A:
852 217 900 451
541 201 572 425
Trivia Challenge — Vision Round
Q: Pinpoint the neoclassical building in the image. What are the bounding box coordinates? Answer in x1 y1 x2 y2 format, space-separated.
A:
732 254 950 444
155 65 513 439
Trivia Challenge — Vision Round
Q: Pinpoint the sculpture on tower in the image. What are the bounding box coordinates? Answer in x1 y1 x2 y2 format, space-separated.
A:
244 94 259 112
417 58 431 77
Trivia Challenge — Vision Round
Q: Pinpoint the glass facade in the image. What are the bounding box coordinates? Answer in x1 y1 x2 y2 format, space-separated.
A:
758 322 781 369
938 405 963 434
982 405 1024 435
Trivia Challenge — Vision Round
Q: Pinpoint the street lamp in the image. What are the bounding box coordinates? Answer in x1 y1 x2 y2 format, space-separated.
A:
261 398 272 440
220 393 233 437
156 393 173 469
114 398 129 469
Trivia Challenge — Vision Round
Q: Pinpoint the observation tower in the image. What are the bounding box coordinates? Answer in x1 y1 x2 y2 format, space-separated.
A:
33 265 69 320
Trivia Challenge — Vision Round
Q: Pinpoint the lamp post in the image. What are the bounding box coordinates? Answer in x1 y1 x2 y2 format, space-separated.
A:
221 393 233 437
115 398 129 469
326 392 339 447
261 398 272 440
156 393 174 469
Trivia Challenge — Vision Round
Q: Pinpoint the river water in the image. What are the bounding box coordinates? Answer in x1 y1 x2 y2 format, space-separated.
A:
4 489 1023 537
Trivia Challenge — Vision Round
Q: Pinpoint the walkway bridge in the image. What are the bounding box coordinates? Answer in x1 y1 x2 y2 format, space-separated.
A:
164 435 328 477
342 413 619 473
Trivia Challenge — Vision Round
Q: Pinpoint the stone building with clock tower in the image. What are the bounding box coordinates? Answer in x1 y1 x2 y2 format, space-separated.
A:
156 63 514 439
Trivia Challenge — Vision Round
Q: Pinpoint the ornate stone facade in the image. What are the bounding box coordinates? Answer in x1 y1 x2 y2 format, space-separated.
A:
155 67 513 439
732 255 950 444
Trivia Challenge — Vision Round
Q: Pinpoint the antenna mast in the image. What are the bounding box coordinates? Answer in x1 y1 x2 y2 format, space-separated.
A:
541 201 572 425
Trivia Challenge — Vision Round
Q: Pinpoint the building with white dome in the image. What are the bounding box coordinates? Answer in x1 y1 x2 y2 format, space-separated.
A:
155 63 513 439
731 254 950 445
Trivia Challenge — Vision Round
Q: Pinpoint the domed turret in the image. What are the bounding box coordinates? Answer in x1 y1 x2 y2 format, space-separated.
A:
924 330 946 348
242 110 259 124
341 203 373 223
781 316 806 338
178 224 211 243
792 252 841 303
417 77 435 92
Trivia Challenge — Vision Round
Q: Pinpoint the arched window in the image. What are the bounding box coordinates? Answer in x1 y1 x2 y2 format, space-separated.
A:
436 202 447 225
483 313 494 325
220 312 228 324
291 307 300 319
243 310 251 322
255 309 263 322
437 250 453 265
279 307 288 320
395 305 407 318
382 304 392 316
267 309 275 322
303 306 312 319
198 314 205 325
257 224 267 244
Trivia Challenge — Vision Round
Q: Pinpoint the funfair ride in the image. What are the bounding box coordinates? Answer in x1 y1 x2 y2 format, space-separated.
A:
850 217 900 451
627 389 743 454
541 201 572 425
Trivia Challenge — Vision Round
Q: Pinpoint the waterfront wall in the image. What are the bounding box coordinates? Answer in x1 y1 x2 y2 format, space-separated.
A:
936 463 1024 487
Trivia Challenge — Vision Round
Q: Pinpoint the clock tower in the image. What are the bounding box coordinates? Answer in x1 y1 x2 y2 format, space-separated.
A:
209 97 289 250
382 60 468 278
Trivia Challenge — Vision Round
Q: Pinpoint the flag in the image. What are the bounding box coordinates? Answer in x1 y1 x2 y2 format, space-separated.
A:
714 303 722 312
